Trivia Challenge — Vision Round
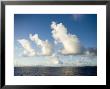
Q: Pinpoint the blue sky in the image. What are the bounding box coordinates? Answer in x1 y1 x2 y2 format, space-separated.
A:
14 14 97 66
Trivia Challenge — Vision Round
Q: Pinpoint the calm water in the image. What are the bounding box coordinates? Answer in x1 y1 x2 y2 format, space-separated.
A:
14 66 97 76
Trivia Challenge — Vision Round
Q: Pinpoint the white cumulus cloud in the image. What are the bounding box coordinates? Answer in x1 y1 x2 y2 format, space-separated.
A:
51 21 81 55
47 54 60 65
29 34 53 56
18 39 36 57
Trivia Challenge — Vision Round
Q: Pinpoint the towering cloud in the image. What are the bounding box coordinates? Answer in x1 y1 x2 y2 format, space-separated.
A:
29 34 53 56
18 39 36 56
16 21 97 67
51 21 81 55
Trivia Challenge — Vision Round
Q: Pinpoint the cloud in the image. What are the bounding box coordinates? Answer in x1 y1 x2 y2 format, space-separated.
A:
84 48 97 56
50 56 59 64
29 34 53 56
70 56 97 66
51 21 81 55
18 39 36 57
47 54 60 65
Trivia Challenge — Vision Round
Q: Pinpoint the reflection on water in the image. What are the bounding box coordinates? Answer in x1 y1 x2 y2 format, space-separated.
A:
14 66 97 76
61 67 76 76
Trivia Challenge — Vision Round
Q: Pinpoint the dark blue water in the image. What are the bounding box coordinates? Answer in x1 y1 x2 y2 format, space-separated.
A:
14 66 97 76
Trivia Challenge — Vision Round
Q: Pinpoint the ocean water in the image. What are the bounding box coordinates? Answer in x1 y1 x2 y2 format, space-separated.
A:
14 66 97 76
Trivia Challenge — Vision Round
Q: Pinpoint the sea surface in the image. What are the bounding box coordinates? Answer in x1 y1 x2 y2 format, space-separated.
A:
14 66 97 76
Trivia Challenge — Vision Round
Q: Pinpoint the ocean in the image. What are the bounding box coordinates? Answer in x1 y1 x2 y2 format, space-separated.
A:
14 66 97 76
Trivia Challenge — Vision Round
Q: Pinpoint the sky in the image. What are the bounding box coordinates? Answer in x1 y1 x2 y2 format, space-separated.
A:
14 14 97 67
